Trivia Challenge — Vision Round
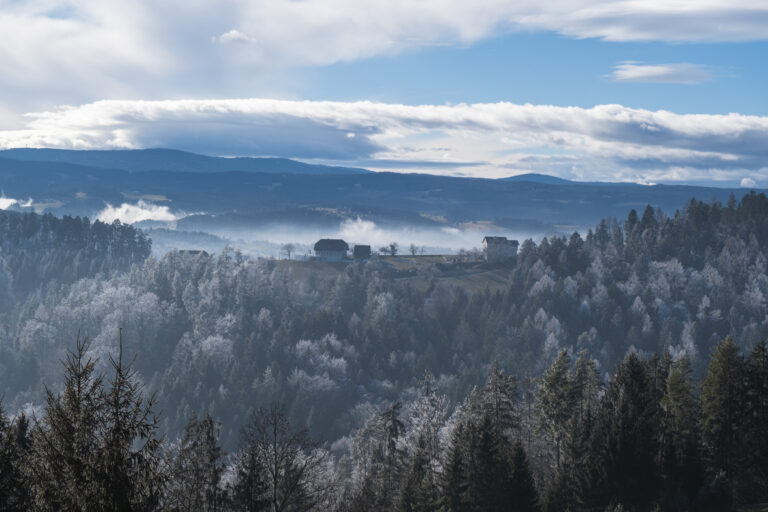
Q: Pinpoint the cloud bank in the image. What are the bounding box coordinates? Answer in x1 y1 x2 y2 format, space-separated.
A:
0 1 766 118
1 97 767 185
96 200 179 224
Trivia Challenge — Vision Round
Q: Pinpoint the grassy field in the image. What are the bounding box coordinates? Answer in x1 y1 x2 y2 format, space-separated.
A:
274 255 515 293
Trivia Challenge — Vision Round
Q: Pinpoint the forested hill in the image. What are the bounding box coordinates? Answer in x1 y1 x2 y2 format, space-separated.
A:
2 192 768 509
1 191 767 456
0 211 150 296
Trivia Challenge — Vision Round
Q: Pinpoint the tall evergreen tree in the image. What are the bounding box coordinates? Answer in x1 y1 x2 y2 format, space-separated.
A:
535 350 575 466
381 402 407 503
701 336 744 486
467 413 514 512
509 440 540 512
659 357 703 510
439 420 471 512
394 438 439 512
742 340 768 502
0 403 30 511
28 337 104 511
593 353 660 511
482 363 518 434
96 331 165 511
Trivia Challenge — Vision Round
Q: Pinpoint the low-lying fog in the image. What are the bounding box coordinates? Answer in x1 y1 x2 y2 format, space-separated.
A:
2 198 561 258
143 217 557 258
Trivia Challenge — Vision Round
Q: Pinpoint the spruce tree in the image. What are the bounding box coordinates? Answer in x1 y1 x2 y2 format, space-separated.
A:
28 336 104 511
535 350 575 466
701 336 744 486
381 402 407 503
742 340 768 502
395 439 439 512
466 413 514 512
659 357 703 510
594 353 660 510
0 403 30 511
96 332 165 511
509 440 540 512
439 421 470 512
482 362 518 440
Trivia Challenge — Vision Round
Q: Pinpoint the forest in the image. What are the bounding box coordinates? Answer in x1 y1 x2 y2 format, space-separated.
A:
1 192 768 509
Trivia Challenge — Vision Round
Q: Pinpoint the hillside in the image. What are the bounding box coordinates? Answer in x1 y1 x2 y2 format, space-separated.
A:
0 148 370 174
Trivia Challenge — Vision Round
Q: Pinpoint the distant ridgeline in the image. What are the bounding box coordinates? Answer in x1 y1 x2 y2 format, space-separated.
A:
0 211 150 295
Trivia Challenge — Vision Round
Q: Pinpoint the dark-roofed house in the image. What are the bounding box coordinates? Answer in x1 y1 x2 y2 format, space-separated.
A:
353 245 371 259
314 239 349 261
483 236 519 263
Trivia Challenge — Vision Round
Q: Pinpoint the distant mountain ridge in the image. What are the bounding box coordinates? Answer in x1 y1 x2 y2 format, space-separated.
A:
501 173 573 185
0 150 753 232
0 148 370 175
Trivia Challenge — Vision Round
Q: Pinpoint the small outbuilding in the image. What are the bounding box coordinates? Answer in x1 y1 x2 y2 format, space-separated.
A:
314 239 349 261
353 245 371 259
483 236 519 263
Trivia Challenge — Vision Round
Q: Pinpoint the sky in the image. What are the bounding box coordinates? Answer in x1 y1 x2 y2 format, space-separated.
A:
0 0 767 186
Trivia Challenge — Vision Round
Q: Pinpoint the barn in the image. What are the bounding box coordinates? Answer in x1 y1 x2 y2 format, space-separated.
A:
314 239 349 261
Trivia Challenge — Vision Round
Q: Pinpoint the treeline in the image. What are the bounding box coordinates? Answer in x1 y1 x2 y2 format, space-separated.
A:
0 211 150 296
2 336 766 511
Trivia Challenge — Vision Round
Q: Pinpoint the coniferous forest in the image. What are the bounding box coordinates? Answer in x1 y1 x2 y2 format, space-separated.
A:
1 192 768 510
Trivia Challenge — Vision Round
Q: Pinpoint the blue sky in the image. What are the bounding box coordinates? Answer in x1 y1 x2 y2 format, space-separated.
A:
301 34 768 116
0 0 766 186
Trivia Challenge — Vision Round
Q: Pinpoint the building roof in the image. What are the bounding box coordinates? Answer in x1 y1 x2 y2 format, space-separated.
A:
483 236 519 245
353 245 371 258
314 239 349 252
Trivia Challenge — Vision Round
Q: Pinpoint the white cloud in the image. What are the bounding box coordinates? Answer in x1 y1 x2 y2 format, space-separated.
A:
95 200 179 224
0 1 766 125
1 97 768 184
609 61 713 84
741 177 758 188
217 29 257 45
0 196 17 209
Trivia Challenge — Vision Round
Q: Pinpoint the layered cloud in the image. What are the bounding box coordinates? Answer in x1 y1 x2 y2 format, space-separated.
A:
0 1 766 114
609 62 713 84
0 97 766 185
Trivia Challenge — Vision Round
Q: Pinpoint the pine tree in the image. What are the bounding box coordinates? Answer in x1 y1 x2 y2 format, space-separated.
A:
28 336 105 511
509 441 540 512
0 403 30 511
96 331 165 511
395 438 439 512
742 340 768 502
659 357 703 510
571 350 601 421
381 402 407 503
439 421 470 512
167 414 227 511
482 362 518 441
535 350 575 466
466 413 514 512
701 336 744 486
594 353 660 510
